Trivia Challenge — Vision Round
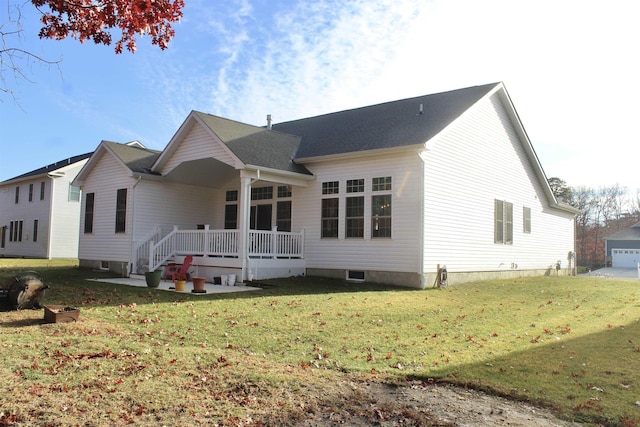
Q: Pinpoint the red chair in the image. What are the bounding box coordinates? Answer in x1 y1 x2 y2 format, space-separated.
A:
164 255 193 282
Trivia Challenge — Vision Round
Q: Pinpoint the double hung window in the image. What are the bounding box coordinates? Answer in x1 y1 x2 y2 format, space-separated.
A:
321 181 339 238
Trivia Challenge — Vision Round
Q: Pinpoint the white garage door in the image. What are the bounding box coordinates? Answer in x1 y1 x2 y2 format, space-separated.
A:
611 249 640 268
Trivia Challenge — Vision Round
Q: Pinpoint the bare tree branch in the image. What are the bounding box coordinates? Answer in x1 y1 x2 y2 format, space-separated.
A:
1 1 62 104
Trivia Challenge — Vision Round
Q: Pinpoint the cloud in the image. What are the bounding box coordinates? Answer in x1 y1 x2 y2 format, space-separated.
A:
129 0 639 190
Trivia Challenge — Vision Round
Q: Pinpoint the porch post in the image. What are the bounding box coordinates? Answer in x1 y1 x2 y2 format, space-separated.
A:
238 174 252 281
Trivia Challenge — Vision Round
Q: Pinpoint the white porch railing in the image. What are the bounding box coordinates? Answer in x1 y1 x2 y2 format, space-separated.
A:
146 226 304 273
249 228 305 258
132 226 164 273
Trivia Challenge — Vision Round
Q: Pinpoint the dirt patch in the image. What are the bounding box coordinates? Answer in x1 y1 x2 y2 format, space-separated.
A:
288 380 582 426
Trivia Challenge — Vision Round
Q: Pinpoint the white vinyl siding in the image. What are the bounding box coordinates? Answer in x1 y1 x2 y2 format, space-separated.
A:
49 161 88 258
78 152 136 263
131 179 219 246
422 92 575 273
0 159 86 259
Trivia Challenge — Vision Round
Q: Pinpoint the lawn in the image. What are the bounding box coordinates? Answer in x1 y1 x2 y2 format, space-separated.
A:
1 260 639 426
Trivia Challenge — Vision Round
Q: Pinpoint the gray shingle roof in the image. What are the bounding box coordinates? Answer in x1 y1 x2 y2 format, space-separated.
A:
103 141 161 174
605 221 640 240
272 83 500 159
193 112 311 175
2 152 93 183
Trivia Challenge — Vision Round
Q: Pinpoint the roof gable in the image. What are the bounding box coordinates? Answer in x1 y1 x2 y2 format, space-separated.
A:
74 141 160 185
153 111 311 176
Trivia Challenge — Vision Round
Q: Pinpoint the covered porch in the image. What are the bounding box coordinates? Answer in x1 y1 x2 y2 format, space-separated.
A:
132 156 313 282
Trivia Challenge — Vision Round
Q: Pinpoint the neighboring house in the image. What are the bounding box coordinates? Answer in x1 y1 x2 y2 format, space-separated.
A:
0 153 92 259
73 83 579 288
603 221 640 267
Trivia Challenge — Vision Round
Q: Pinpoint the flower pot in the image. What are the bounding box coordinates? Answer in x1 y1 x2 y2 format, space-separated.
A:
144 270 162 288
174 280 186 292
192 277 206 293
228 274 237 286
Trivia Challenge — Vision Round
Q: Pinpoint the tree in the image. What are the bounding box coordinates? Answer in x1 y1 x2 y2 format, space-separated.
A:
32 0 185 54
1 4 62 99
1 0 184 98
548 177 573 204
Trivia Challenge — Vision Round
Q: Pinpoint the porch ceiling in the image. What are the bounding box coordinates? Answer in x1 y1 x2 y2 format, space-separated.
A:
163 158 236 188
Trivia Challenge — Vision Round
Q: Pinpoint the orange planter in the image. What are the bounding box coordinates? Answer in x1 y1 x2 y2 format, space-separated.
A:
192 277 206 293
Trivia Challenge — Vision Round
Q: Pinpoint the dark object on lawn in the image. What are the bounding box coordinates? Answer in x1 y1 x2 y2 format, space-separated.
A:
0 272 49 310
44 305 80 323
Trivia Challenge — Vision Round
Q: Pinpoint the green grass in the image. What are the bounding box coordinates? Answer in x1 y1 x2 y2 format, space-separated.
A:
1 259 639 426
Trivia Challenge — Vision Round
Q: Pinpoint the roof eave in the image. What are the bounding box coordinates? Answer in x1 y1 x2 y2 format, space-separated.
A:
295 144 423 164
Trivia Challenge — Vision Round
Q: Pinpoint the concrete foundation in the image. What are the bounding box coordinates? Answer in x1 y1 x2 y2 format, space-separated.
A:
307 267 573 289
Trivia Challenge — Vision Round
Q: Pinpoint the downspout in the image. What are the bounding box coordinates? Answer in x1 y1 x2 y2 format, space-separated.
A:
46 176 55 259
129 176 143 276
417 149 427 288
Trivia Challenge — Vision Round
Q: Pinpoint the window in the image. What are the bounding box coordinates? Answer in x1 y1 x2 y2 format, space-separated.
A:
40 181 45 200
225 190 238 229
14 186 19 204
523 206 531 233
115 189 127 233
372 194 392 238
372 177 392 238
277 201 292 232
347 270 365 281
278 185 292 198
372 176 392 191
346 179 364 193
345 196 364 238
251 186 273 200
69 184 81 202
224 204 237 229
494 199 513 244
29 184 33 202
84 193 95 233
33 219 38 242
321 198 339 238
10 220 23 242
226 190 238 202
322 181 339 195
0 226 6 248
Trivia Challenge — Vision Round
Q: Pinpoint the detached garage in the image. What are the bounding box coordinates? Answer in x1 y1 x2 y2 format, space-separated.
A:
604 222 640 268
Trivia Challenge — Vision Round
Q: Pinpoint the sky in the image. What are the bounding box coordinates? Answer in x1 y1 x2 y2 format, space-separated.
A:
1 0 638 194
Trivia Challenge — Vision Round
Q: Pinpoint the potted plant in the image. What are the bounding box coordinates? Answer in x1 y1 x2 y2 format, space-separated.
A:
144 269 162 288
191 265 206 293
192 277 206 292
174 271 187 292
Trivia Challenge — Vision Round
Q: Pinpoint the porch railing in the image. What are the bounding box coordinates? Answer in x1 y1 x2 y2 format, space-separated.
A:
132 226 163 273
146 226 304 272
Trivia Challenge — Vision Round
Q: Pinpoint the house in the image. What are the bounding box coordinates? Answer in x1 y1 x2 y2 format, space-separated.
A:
72 82 580 288
603 221 640 268
0 153 92 259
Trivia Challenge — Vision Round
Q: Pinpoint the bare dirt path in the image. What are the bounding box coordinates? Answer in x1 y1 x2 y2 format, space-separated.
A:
298 380 583 426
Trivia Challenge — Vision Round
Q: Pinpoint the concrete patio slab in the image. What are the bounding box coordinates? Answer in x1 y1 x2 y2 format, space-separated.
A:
87 276 262 294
